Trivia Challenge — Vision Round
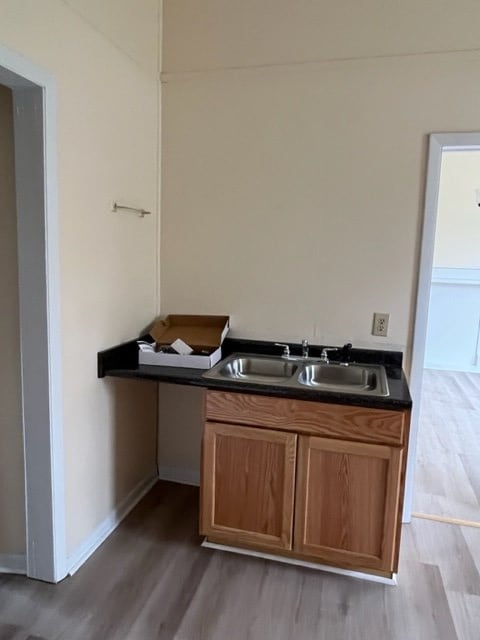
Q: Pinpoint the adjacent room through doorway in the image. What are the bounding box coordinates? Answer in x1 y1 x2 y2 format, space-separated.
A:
413 149 480 526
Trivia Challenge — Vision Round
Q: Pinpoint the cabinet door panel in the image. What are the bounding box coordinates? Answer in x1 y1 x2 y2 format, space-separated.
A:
201 422 297 550
294 436 402 572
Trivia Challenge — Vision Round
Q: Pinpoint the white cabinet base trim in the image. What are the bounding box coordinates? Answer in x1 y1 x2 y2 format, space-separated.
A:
0 554 27 575
202 539 397 585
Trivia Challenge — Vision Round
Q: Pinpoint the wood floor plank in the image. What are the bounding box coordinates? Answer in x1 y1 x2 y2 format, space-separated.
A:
405 517 480 596
460 525 480 581
0 481 479 640
123 546 214 640
446 591 480 640
460 453 480 505
413 369 480 523
0 624 17 640
384 562 458 640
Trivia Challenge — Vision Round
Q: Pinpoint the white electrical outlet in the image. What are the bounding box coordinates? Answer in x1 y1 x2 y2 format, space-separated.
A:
372 312 389 337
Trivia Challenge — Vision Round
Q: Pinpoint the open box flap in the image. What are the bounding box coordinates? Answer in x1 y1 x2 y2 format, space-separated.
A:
149 315 229 350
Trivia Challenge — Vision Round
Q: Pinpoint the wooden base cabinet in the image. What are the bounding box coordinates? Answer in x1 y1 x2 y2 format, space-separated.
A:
294 436 402 572
201 391 410 577
200 422 297 551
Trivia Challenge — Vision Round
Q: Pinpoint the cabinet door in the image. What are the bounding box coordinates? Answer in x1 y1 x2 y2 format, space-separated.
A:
294 436 402 572
201 421 297 551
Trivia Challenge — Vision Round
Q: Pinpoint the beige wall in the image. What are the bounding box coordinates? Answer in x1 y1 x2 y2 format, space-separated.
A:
6 1 480 555
157 384 204 481
159 1 480 476
163 0 480 74
0 0 161 556
64 0 160 77
434 151 480 268
0 85 26 555
161 0 480 353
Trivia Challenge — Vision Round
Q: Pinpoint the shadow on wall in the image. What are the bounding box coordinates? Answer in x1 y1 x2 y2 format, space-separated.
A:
0 83 26 556
111 377 158 519
157 383 205 486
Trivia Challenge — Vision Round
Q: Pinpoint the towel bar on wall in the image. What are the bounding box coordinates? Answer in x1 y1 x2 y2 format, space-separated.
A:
112 201 151 218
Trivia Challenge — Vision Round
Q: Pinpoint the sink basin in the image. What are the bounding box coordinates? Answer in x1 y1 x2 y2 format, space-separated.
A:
203 353 389 397
298 363 389 396
212 355 298 384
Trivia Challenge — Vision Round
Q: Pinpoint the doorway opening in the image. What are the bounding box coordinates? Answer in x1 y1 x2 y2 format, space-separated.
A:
407 133 480 528
0 45 66 582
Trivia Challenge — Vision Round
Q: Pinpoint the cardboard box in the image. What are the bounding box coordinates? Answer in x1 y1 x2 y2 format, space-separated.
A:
138 315 229 369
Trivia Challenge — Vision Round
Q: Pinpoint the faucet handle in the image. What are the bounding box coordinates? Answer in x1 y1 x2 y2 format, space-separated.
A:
302 339 309 358
320 347 338 364
340 343 353 364
275 343 290 357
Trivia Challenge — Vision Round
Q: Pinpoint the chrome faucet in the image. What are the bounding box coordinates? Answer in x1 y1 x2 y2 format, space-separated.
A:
320 347 338 364
320 343 353 365
276 339 311 359
302 339 309 358
275 343 290 358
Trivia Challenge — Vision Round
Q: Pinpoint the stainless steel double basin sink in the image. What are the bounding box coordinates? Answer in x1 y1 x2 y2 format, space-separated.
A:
203 353 389 397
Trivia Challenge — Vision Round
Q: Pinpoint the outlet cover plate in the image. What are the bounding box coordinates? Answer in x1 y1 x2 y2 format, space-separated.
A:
372 312 389 337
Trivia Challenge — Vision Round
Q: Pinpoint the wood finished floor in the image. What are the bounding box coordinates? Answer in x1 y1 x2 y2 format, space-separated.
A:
1 481 479 640
413 369 480 523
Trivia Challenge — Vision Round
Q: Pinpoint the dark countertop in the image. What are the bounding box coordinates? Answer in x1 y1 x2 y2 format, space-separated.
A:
98 337 412 411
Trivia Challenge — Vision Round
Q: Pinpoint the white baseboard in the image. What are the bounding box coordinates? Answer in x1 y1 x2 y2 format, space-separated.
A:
202 540 397 585
158 466 200 486
424 363 480 373
0 553 27 575
67 474 158 576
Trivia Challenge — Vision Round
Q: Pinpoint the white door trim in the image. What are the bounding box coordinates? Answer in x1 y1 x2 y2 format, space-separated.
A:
0 43 67 582
405 132 480 520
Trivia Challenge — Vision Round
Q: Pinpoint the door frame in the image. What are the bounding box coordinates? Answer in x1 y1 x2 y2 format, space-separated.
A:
0 44 67 582
405 131 480 520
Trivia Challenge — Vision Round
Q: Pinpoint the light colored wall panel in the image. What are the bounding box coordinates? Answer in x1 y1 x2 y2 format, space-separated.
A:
434 151 480 268
0 84 26 554
0 0 160 555
161 51 480 352
64 0 160 76
163 0 480 73
425 276 480 372
159 2 480 478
